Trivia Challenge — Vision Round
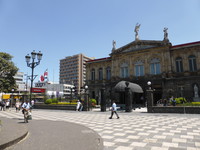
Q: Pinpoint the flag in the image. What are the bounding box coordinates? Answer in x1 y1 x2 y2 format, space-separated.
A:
40 75 44 82
44 69 48 81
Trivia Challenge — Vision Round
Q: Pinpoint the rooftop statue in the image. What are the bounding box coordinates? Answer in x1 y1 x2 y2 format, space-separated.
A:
113 40 116 49
134 23 141 41
112 40 116 52
163 27 169 41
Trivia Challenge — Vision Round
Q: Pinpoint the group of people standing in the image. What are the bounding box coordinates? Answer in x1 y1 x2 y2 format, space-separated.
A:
0 99 11 111
0 99 35 112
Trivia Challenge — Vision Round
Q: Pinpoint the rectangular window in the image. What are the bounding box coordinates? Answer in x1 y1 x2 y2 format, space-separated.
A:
106 68 111 80
189 58 197 72
176 60 183 72
121 67 129 78
150 63 160 75
99 69 103 80
135 65 144 76
91 70 95 81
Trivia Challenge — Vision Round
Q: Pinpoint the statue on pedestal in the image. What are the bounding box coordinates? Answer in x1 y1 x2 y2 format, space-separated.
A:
193 84 200 102
113 40 116 49
163 27 169 41
194 84 199 98
134 23 141 41
112 40 116 52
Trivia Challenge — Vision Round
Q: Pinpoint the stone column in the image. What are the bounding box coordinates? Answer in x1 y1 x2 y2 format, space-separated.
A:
101 86 106 112
83 93 88 111
125 82 132 112
147 89 154 113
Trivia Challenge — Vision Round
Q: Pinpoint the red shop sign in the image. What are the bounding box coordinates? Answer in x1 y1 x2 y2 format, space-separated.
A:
31 88 46 93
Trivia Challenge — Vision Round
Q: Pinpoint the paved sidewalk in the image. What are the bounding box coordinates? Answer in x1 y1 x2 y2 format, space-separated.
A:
1 108 200 150
0 110 103 150
0 117 28 150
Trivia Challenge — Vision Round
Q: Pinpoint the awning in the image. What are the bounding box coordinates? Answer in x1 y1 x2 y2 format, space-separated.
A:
114 81 143 93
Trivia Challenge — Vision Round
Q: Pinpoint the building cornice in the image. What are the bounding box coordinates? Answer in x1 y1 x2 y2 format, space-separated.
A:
171 41 200 50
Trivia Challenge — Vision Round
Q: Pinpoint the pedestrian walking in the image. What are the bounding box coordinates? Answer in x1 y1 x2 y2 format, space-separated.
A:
109 101 120 119
76 100 81 111
6 99 10 111
0 100 5 111
31 100 35 107
79 100 83 111
15 100 21 112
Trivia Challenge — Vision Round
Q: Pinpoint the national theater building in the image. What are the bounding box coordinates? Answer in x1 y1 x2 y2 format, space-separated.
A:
86 25 200 106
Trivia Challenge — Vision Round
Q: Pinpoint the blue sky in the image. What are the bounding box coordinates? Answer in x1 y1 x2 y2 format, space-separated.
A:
0 0 200 83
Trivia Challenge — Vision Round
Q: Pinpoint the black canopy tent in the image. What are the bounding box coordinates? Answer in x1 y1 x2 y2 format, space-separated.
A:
114 81 144 110
114 81 143 93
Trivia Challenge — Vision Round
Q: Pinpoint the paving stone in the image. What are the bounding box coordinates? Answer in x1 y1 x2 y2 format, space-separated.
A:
1 108 200 150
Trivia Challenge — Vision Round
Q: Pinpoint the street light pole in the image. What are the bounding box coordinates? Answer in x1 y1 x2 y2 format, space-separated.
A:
11 89 14 107
147 81 154 113
84 85 88 111
25 50 42 102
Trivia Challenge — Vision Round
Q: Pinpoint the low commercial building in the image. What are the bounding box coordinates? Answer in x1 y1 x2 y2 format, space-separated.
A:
34 81 74 99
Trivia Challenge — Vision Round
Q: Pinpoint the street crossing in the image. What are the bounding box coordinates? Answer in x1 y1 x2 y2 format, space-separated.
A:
1 108 200 150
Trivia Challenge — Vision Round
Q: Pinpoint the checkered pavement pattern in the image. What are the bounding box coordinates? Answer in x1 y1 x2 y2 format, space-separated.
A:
1 108 200 150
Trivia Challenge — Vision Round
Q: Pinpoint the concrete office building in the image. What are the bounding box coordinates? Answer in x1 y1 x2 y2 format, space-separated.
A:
59 53 94 93
14 72 26 92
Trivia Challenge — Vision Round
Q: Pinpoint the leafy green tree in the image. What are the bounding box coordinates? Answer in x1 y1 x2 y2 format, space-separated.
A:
0 52 18 93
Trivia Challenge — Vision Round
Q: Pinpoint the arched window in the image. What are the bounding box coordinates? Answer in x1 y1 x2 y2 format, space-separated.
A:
135 60 144 76
175 57 183 72
121 63 129 78
106 67 111 80
98 68 103 80
91 69 95 81
150 58 161 75
188 55 197 72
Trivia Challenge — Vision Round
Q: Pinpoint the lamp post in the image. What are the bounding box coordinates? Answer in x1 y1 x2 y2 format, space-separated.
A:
84 85 88 111
100 84 106 112
85 85 88 111
147 81 153 112
147 81 152 90
70 86 75 102
11 89 14 107
25 50 42 102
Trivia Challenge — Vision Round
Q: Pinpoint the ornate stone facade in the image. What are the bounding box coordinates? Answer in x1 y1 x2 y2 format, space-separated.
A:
86 39 200 105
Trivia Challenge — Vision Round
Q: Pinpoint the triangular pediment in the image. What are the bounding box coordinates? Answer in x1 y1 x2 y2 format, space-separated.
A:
123 44 157 52
111 40 171 55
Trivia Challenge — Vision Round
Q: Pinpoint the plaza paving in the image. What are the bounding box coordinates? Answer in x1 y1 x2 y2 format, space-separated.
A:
1 108 200 150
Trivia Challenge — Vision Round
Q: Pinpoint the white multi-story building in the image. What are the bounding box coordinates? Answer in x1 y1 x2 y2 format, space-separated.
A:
34 81 74 98
13 72 26 92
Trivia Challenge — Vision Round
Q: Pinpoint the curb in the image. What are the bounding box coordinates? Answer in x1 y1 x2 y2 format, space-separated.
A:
0 131 28 150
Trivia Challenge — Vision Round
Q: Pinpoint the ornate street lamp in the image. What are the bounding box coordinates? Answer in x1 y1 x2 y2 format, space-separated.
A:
25 50 42 102
147 81 152 89
100 83 106 112
70 86 75 102
11 89 14 107
85 85 89 111
146 81 153 112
